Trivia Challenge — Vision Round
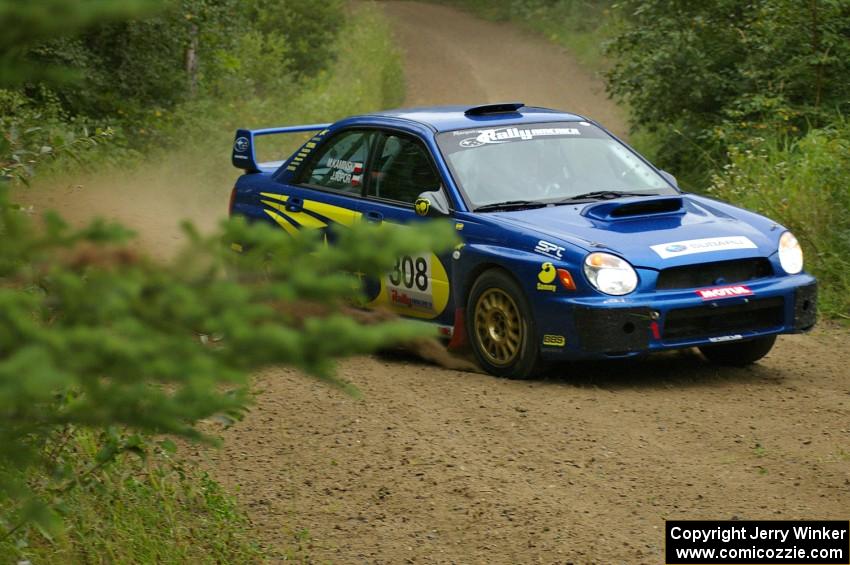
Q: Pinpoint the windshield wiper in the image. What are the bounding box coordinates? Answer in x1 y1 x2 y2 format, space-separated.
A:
474 200 547 212
555 190 658 204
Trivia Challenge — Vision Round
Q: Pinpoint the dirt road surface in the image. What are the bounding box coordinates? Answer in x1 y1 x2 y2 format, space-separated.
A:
196 2 850 563
380 1 627 138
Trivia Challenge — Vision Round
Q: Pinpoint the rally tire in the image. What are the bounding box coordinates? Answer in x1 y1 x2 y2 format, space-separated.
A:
466 269 539 379
698 335 777 366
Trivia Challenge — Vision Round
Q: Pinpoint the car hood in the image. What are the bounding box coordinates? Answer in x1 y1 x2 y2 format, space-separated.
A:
487 194 780 269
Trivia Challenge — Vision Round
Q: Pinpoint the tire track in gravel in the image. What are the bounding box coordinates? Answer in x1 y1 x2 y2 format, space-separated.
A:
195 2 850 563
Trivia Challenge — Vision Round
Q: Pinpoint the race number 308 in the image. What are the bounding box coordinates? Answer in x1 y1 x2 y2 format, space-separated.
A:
389 255 429 292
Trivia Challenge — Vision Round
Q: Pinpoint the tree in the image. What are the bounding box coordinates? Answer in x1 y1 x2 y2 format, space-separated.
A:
605 0 850 182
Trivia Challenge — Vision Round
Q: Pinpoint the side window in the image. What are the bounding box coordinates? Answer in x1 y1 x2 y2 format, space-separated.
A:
370 134 441 204
300 130 373 194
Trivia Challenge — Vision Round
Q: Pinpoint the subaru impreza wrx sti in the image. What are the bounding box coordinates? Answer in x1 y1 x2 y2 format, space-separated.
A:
228 103 817 378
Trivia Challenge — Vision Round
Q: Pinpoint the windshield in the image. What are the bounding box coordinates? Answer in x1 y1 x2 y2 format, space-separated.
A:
436 121 676 209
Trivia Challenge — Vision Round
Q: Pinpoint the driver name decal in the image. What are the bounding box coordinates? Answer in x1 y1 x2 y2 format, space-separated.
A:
650 236 757 259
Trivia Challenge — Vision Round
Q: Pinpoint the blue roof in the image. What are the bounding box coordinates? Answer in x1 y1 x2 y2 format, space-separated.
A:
365 104 586 132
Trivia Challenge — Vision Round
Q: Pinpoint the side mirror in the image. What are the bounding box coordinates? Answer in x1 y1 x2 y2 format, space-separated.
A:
414 190 450 217
660 170 678 188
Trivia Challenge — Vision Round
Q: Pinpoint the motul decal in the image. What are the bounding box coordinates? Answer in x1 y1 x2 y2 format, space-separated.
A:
696 285 753 300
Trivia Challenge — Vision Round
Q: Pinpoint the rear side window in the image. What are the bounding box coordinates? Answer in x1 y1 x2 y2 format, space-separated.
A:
301 130 373 194
369 133 441 204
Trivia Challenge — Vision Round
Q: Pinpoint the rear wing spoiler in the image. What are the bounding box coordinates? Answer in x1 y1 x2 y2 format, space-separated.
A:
231 123 331 173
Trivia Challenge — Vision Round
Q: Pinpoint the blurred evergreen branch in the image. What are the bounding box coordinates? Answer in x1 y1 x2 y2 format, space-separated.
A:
0 181 456 534
0 0 165 87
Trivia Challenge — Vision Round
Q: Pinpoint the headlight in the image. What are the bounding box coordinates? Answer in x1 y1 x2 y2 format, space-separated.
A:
584 252 638 295
778 231 803 274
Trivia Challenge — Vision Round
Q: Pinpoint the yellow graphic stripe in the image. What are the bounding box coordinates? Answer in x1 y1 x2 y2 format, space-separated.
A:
260 192 289 203
284 209 328 229
263 209 298 235
261 199 327 230
259 192 361 229
302 200 362 226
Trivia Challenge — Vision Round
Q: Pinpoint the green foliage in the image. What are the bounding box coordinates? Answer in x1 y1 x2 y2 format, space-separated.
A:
605 0 850 184
0 0 164 87
1 432 264 562
0 88 117 184
0 180 455 534
0 0 417 555
1 0 350 180
708 121 850 318
255 0 345 78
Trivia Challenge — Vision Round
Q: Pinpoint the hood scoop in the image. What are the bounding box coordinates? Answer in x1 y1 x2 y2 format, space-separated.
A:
582 196 685 222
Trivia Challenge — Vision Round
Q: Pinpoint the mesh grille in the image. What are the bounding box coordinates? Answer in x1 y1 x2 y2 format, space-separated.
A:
656 258 773 290
663 297 784 340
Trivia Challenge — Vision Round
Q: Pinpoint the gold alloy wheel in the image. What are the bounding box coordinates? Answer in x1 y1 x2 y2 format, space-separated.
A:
473 287 523 366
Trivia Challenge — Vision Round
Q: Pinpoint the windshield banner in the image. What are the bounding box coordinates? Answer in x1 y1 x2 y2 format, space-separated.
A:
442 121 607 153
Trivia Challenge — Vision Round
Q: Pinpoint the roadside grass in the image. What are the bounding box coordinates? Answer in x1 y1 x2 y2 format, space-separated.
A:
2 3 405 560
708 121 850 320
0 432 265 563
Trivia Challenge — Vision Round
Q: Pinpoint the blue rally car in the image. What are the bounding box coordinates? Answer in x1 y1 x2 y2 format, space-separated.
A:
229 103 817 378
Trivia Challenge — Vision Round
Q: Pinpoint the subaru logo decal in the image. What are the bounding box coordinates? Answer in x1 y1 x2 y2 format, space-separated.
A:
234 137 249 153
665 244 687 252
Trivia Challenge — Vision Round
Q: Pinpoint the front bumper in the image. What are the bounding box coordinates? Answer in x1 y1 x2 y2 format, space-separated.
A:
536 274 817 360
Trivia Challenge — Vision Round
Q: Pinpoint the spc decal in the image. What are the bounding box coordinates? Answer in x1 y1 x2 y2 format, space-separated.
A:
534 239 565 260
537 262 557 292
650 236 757 259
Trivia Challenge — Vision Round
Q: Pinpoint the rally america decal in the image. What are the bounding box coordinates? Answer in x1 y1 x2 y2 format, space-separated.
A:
650 236 758 259
458 127 580 148
695 285 753 300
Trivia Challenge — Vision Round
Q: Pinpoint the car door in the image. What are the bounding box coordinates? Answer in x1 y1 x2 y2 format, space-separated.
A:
361 130 453 322
265 129 376 237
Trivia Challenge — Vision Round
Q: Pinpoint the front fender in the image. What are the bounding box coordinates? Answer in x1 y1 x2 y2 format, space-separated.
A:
451 243 591 310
